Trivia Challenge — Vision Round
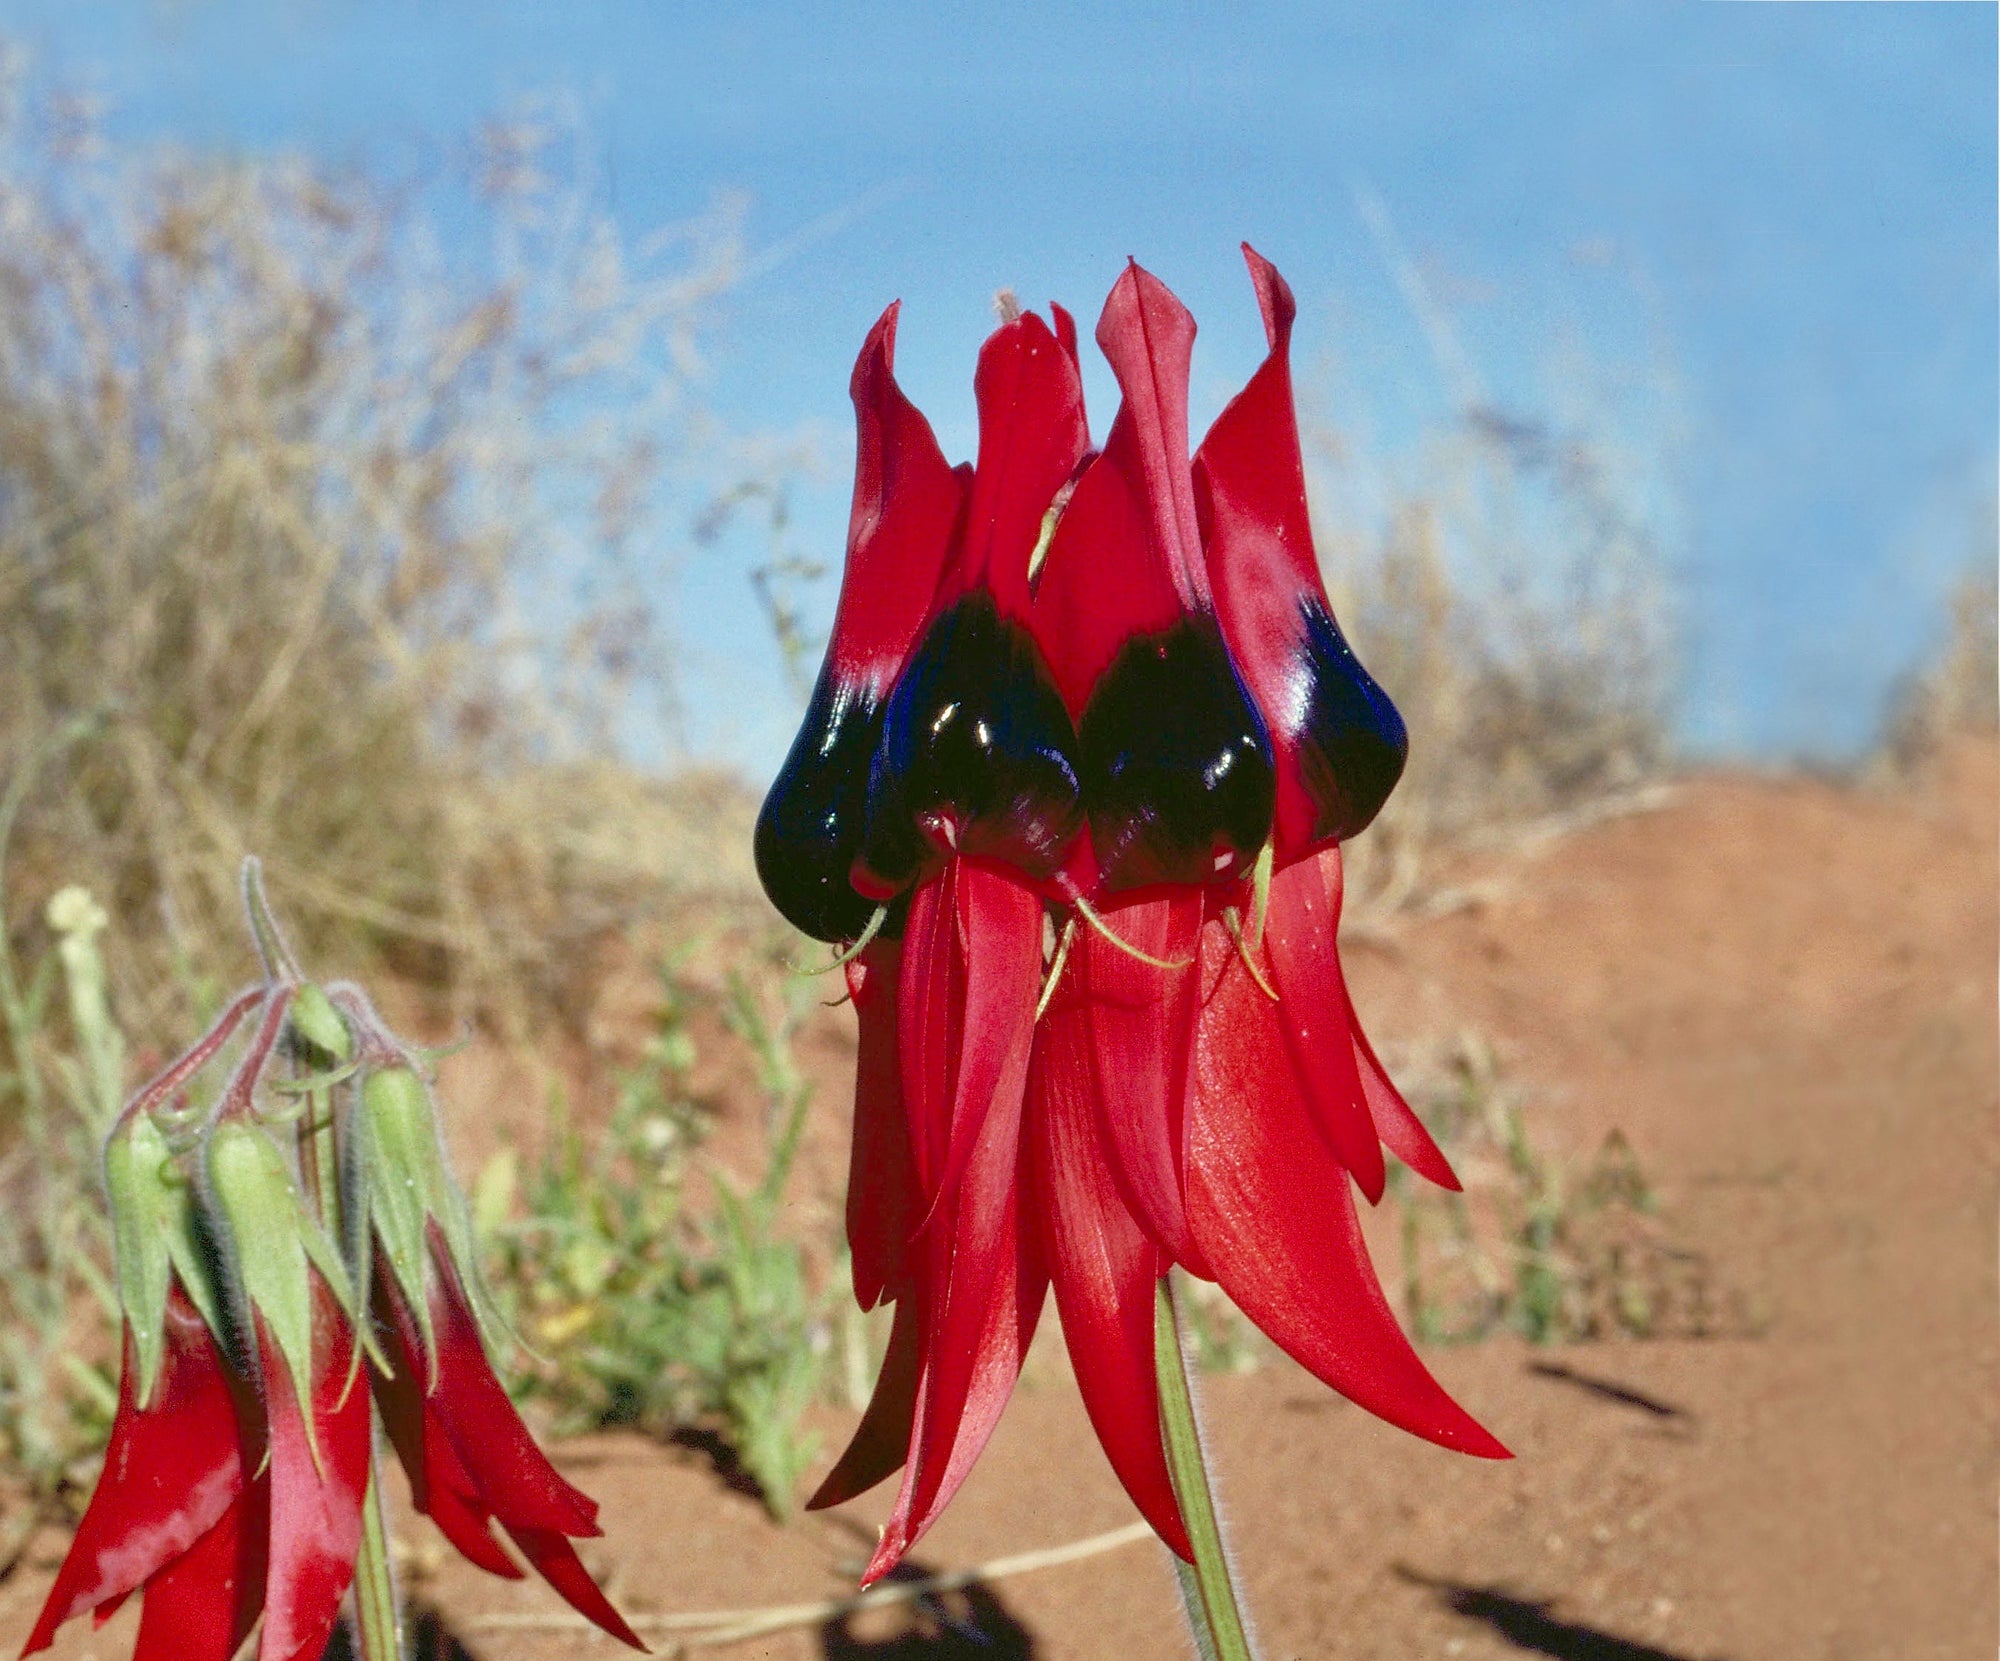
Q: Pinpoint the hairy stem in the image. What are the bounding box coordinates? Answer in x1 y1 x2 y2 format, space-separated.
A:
1154 1272 1255 1660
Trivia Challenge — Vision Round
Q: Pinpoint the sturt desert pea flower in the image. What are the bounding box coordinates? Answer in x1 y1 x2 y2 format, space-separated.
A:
24 992 266 1661
1029 256 1503 1548
829 299 1092 1580
334 1000 644 1648
760 260 1504 1591
25 869 640 1661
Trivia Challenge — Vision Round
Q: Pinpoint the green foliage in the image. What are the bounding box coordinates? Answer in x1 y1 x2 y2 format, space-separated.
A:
479 954 827 1518
1386 1031 1744 1345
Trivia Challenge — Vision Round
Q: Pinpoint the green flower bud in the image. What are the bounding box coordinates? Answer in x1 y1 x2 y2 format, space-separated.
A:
103 1113 175 1405
352 1064 505 1368
287 982 353 1066
204 1120 361 1441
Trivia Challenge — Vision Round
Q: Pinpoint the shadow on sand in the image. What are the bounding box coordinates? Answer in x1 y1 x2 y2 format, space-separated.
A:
818 1554 1037 1658
1398 1567 1722 1661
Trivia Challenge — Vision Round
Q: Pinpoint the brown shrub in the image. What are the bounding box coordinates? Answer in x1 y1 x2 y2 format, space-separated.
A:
0 71 752 1047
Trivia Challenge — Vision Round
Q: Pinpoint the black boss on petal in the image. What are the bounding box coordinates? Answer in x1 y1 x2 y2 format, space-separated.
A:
754 673 889 943
855 590 1083 895
1079 612 1276 892
1291 598 1409 844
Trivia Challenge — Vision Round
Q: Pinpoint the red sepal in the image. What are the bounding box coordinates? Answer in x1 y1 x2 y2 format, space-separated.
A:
1188 917 1508 1459
23 1297 245 1654
1029 973 1193 1558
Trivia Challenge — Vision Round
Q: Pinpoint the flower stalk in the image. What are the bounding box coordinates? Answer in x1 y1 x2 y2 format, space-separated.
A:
280 961 403 1661
1154 1273 1254 1661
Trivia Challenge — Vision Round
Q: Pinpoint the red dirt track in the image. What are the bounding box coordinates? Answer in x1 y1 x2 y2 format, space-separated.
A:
4 742 1993 1660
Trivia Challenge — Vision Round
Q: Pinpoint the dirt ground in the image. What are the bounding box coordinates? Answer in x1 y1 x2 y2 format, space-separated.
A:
4 741 1993 1661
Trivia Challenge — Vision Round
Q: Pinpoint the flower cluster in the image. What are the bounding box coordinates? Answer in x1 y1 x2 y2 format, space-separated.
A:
24 872 640 1661
757 247 1507 1583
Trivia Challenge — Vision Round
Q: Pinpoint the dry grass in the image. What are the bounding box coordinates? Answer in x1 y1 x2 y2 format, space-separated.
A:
1310 407 1676 915
1878 541 1998 774
0 65 758 1049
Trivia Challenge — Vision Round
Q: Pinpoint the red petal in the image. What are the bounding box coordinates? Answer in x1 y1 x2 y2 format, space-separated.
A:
132 1486 268 1661
865 1085 1047 1583
257 1282 371 1661
1194 245 1405 853
1029 979 1192 1558
1032 402 1187 721
24 1300 246 1653
376 1266 634 1644
1262 854 1387 1202
824 303 966 690
897 860 1042 1219
504 1526 647 1650
896 866 960 1194
419 1232 602 1538
845 937 919 1310
1050 301 1081 370
370 1291 523 1581
806 1294 922 1510
1093 261 1209 612
958 309 1088 619
1071 892 1206 1269
1188 920 1509 1459
1354 1014 1459 1191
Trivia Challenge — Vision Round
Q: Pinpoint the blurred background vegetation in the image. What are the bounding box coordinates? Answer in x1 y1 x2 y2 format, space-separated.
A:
0 58 1990 1536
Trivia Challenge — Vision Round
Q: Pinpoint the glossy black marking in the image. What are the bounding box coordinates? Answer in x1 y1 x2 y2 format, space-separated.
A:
857 590 1082 893
1078 612 1275 892
1292 597 1408 842
755 672 887 942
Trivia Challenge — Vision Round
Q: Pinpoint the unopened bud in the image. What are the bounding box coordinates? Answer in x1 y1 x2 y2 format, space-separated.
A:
288 983 353 1066
103 1113 176 1404
205 1120 355 1435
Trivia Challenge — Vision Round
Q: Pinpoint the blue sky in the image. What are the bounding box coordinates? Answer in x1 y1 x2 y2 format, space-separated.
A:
13 0 1996 771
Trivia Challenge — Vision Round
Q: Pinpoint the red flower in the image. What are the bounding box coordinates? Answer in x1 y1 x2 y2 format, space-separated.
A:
763 253 1508 1588
22 1291 253 1661
26 926 642 1661
371 1224 643 1647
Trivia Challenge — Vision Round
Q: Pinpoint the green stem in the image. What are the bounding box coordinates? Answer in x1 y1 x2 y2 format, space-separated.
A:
1154 1273 1255 1661
299 1081 403 1661
352 1466 401 1661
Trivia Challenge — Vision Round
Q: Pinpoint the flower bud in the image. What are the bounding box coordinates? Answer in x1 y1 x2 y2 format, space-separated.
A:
204 1120 358 1435
287 982 353 1066
350 1064 497 1364
102 1112 178 1405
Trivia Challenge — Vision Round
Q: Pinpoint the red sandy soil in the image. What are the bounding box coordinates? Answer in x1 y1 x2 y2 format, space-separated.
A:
4 741 1993 1661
